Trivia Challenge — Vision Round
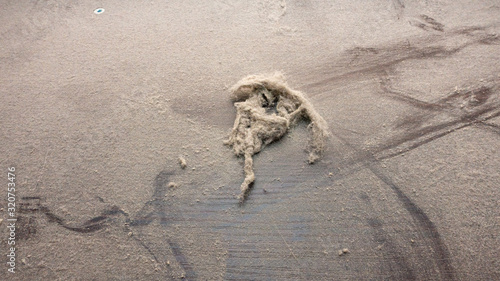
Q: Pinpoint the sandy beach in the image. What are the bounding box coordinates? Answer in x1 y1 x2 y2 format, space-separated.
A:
1 0 499 279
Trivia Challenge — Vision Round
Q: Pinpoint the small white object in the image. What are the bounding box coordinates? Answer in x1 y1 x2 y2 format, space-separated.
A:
94 8 105 15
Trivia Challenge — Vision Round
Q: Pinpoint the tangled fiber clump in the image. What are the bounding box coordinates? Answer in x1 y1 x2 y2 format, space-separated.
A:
224 72 330 201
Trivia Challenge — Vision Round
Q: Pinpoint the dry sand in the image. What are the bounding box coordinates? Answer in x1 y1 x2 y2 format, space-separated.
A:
1 0 499 280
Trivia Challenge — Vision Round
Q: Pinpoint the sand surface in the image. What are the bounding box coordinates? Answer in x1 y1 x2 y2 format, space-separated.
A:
1 0 499 280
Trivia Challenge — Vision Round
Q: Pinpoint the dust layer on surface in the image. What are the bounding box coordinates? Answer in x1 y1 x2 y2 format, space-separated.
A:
224 72 329 201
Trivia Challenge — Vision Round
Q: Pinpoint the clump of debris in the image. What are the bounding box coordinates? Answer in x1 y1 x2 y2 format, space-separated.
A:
224 72 329 201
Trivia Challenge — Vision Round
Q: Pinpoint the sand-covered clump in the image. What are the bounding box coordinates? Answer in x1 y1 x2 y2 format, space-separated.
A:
225 72 329 201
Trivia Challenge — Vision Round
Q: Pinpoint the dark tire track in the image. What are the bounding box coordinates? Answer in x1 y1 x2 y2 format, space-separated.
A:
367 163 455 281
19 171 197 280
331 133 455 280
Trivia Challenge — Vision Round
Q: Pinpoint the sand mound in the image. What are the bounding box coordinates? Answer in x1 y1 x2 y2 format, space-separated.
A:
224 72 329 201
